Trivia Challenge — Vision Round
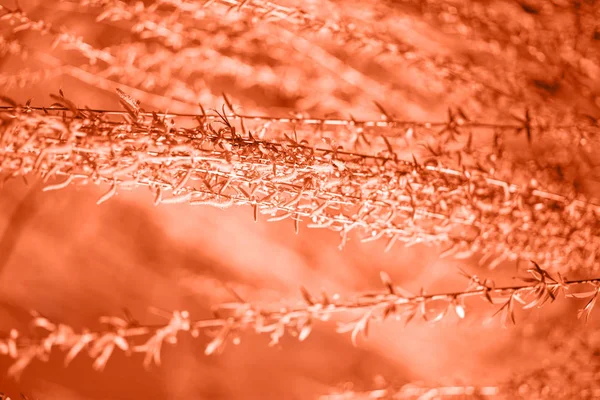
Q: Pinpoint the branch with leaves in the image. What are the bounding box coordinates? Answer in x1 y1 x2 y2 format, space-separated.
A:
1 94 599 273
2 261 600 379
5 0 594 119
320 382 500 399
72 0 524 104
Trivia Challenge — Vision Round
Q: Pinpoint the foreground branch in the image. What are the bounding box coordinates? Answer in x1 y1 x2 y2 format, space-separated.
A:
0 95 599 272
1 262 600 379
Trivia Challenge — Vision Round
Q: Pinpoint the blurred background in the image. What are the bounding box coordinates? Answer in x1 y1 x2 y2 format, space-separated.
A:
0 0 600 399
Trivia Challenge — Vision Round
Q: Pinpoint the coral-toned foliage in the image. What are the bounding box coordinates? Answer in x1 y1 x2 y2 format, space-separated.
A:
0 0 599 399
